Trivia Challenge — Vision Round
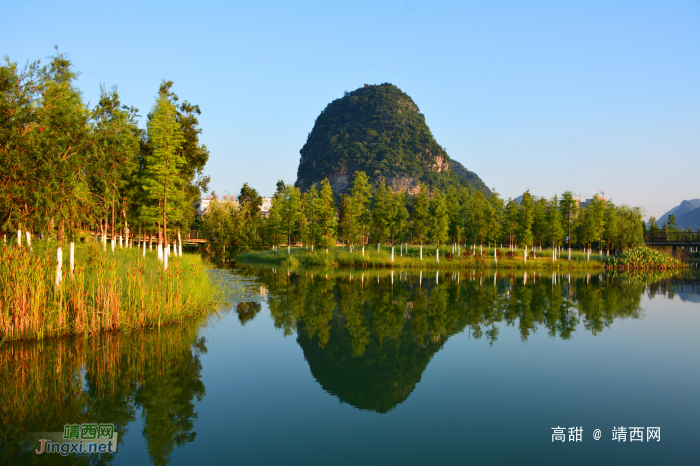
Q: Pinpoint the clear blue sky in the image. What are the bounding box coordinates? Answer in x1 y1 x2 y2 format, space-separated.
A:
3 0 699 220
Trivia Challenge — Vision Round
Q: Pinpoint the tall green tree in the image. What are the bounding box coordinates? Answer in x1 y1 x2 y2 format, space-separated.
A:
142 85 185 249
428 190 449 247
349 171 372 251
316 179 337 252
303 184 320 250
279 184 302 252
517 190 534 248
371 180 389 247
559 191 579 254
546 195 565 249
411 184 430 256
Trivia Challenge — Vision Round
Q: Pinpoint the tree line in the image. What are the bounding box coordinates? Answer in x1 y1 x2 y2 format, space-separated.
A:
1 50 209 249
205 170 646 254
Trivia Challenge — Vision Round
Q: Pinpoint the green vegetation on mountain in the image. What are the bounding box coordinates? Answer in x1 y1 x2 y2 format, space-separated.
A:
295 83 489 195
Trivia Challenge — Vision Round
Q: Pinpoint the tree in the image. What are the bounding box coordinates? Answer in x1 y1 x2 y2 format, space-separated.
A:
386 189 408 248
546 195 564 248
531 196 548 249
603 201 619 254
279 184 302 252
142 84 185 250
559 191 579 255
316 179 336 252
302 184 319 250
92 85 140 244
517 190 534 248
428 190 449 247
504 199 519 248
371 180 389 247
469 191 488 247
238 183 263 247
349 171 372 250
411 184 429 256
487 190 505 248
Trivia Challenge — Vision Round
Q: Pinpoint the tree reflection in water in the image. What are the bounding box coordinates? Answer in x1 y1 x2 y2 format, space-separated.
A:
0 324 206 465
256 267 696 412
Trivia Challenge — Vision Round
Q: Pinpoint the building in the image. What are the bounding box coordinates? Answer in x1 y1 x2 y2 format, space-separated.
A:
197 194 238 217
197 194 273 218
261 197 273 217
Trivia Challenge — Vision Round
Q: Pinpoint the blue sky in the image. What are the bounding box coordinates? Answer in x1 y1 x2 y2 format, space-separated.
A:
3 0 699 219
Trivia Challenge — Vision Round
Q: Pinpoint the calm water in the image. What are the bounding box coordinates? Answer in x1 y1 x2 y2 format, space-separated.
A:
2 268 699 465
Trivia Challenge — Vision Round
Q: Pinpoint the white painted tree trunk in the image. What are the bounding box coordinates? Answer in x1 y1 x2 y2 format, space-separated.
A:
178 231 182 256
436 247 439 263
494 248 497 263
377 243 380 252
311 244 314 252
56 247 62 287
420 245 423 260
164 247 168 271
391 247 394 262
458 245 460 256
287 245 290 255
26 231 31 248
326 248 328 254
111 238 115 254
362 246 365 256
17 229 21 247
119 235 122 248
143 240 146 258
587 248 590 261
70 242 74 275
568 247 571 261
524 246 527 263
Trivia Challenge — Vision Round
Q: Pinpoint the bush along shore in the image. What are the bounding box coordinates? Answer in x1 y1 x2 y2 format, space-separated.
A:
602 246 688 271
236 244 613 270
0 239 221 343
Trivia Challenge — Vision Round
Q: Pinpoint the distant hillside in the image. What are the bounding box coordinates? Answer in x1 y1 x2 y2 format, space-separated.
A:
295 83 490 196
679 207 700 230
657 199 700 228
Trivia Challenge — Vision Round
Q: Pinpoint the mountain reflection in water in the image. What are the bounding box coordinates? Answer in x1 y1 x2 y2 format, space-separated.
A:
253 267 699 413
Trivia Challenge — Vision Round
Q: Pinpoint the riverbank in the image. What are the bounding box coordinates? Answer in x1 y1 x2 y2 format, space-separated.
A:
0 241 224 342
236 245 607 270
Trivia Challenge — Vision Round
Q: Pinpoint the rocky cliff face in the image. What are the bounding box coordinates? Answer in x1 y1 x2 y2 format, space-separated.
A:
294 83 489 196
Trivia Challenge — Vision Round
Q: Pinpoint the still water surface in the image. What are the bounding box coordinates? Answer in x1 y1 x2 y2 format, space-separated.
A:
2 268 699 465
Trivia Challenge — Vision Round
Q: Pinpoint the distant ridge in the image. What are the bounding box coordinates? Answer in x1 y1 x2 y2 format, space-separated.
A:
657 199 700 228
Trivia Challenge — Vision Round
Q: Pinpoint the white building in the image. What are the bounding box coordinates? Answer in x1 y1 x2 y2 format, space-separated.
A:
197 195 273 218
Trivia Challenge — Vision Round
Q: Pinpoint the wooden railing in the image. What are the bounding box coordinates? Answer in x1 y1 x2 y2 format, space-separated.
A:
645 230 700 243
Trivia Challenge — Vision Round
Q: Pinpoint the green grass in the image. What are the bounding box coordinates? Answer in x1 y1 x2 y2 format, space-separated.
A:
236 245 607 270
0 240 238 342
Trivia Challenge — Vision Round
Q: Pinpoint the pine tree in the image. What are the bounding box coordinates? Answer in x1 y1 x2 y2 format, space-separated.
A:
316 179 336 252
350 172 372 251
142 85 185 250
412 184 429 253
428 190 449 247
303 184 319 250
279 184 302 253
517 190 534 248
370 180 389 247
546 195 565 248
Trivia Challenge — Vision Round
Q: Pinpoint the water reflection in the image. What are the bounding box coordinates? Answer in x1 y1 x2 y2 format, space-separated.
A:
0 324 206 465
250 267 699 412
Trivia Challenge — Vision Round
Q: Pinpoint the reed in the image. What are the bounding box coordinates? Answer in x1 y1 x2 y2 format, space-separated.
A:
0 241 221 342
236 245 606 270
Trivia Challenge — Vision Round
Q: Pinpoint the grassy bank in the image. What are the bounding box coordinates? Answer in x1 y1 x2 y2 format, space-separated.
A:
236 245 608 270
0 241 222 342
